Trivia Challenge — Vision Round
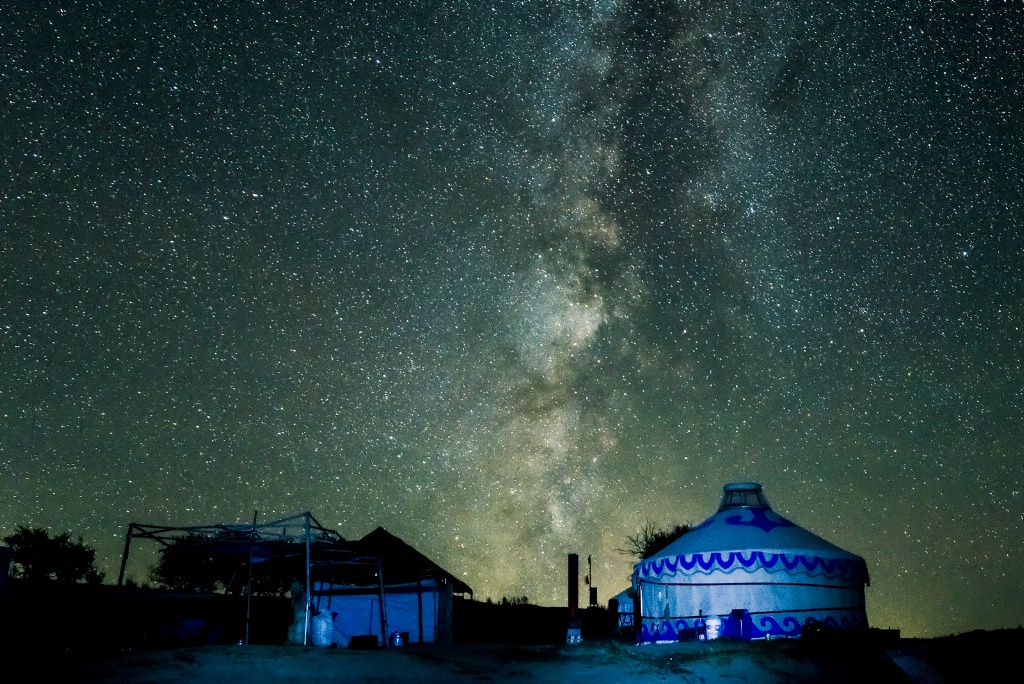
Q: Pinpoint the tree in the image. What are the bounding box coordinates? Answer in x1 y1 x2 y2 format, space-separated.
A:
501 595 529 606
3 526 105 584
150 535 297 596
622 521 692 560
149 534 240 593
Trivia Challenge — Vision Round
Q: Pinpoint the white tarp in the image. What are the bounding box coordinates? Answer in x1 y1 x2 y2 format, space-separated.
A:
312 579 452 647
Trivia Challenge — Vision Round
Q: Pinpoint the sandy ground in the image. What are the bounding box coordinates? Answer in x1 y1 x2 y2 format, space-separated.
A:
69 639 913 683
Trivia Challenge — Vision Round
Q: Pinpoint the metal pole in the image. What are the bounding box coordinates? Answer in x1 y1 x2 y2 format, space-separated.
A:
116 524 134 588
417 579 423 644
327 565 334 613
377 559 389 647
245 510 257 645
304 513 311 646
635 580 643 643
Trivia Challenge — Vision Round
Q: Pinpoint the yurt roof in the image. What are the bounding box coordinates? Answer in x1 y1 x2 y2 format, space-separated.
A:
635 483 869 585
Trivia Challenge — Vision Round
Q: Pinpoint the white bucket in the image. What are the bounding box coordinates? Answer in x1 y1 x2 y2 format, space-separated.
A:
704 617 723 640
311 613 334 647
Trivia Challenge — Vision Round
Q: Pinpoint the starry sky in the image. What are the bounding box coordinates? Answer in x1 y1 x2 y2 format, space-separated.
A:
2 0 1022 638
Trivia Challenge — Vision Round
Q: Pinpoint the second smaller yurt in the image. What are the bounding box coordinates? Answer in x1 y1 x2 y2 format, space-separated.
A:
633 482 869 642
609 587 636 633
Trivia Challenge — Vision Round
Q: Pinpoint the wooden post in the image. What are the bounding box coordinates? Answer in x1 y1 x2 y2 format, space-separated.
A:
417 579 424 643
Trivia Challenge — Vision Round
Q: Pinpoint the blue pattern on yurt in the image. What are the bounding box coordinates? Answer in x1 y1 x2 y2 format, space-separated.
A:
638 612 865 643
723 507 795 532
636 550 868 583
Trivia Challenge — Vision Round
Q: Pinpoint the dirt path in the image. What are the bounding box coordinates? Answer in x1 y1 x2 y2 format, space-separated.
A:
71 640 908 683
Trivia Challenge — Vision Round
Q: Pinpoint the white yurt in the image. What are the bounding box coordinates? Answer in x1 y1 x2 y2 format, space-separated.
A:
633 482 869 642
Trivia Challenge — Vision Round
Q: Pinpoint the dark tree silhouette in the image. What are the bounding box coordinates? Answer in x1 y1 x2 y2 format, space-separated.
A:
149 534 235 593
622 522 692 559
3 526 105 583
501 595 530 606
150 535 298 596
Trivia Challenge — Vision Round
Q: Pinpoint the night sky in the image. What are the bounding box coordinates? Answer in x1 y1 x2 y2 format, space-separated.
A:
2 1 1022 638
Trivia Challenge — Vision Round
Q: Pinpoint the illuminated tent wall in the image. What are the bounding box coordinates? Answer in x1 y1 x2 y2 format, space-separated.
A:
313 578 451 646
311 527 472 647
633 483 869 642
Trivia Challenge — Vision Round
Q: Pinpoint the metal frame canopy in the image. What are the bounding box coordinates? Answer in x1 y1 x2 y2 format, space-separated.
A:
116 512 389 645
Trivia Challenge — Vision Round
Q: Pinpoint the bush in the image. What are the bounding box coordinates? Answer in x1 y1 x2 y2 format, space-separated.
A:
3 526 105 584
622 522 692 560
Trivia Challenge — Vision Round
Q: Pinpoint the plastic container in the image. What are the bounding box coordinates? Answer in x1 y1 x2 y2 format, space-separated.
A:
704 617 723 640
311 613 334 647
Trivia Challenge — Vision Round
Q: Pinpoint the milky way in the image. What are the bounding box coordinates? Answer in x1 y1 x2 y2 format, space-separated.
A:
2 1 1022 637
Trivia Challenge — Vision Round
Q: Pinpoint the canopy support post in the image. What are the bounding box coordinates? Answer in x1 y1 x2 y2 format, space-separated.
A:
245 510 257 645
377 559 388 646
116 524 135 588
303 513 312 646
